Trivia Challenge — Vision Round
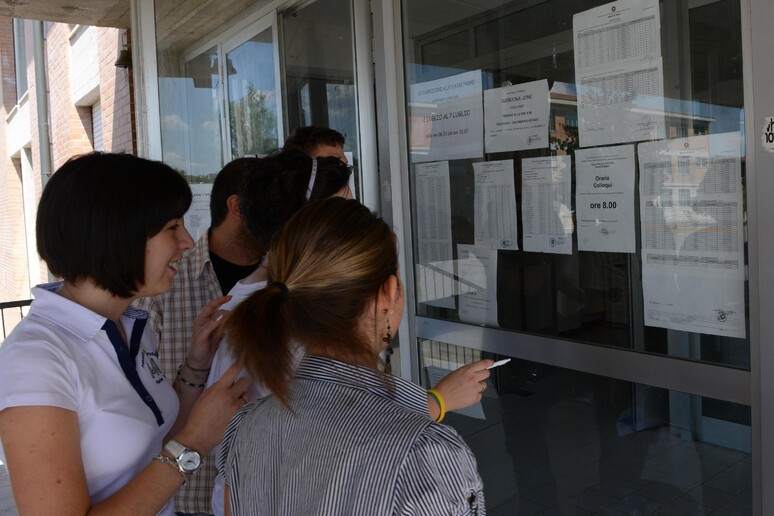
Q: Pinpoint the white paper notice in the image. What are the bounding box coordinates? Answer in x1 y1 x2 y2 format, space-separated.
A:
415 161 455 309
409 70 484 163
184 183 213 241
575 145 636 252
457 245 499 327
484 80 550 153
473 160 519 251
522 155 574 254
638 132 745 338
573 0 665 147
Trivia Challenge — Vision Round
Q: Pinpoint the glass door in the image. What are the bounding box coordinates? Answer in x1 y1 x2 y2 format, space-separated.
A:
223 15 284 159
395 0 753 513
278 0 362 198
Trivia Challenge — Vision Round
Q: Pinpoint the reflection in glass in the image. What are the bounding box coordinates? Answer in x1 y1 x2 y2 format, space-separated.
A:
402 0 748 367
159 45 223 180
421 341 751 514
280 0 358 157
227 28 279 157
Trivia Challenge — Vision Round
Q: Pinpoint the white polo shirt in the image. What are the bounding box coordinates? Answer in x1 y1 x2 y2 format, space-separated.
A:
206 278 307 516
206 278 268 516
0 283 178 514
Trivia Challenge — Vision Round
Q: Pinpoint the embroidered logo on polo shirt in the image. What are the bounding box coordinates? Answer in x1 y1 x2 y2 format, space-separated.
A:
142 350 165 383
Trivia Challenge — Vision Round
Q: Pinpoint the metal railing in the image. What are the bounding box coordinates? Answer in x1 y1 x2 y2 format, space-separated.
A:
0 299 32 340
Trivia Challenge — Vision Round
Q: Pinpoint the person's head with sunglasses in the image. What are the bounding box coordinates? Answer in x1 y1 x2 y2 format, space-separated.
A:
238 149 353 252
283 125 348 164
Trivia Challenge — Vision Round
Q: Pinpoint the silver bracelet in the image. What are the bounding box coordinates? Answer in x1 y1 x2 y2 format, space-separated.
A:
175 364 207 388
154 453 187 484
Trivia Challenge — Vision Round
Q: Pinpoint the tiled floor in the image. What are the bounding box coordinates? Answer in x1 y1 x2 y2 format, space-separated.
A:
445 376 752 515
0 371 752 516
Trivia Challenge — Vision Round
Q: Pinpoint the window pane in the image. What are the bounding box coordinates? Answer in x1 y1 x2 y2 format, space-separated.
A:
421 340 751 514
280 0 359 159
402 0 748 368
158 45 223 180
13 19 28 100
227 28 279 157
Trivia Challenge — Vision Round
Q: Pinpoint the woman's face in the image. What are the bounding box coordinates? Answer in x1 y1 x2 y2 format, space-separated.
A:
135 218 194 298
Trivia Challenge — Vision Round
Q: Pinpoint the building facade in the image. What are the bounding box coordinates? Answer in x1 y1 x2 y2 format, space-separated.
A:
4 0 774 513
0 18 135 304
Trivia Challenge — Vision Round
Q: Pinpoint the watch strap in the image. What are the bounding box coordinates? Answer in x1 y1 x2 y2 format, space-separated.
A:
164 439 186 459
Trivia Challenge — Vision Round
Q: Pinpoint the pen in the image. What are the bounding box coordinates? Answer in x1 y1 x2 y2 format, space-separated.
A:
487 358 511 369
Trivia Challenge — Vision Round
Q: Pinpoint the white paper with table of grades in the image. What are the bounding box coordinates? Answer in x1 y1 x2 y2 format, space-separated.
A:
638 133 746 338
473 159 519 251
573 0 665 147
414 161 456 309
521 155 574 255
457 244 499 328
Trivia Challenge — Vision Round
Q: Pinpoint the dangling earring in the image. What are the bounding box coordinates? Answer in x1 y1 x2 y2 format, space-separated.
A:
382 314 392 344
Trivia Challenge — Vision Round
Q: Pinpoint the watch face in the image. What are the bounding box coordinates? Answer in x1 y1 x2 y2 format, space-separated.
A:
179 450 202 473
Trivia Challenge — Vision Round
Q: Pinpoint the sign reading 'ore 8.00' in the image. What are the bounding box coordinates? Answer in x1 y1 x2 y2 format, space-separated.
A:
575 144 636 253
409 70 484 163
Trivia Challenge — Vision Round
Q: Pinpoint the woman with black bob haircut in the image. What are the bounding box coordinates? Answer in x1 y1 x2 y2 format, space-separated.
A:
37 152 193 298
0 152 250 515
219 198 485 515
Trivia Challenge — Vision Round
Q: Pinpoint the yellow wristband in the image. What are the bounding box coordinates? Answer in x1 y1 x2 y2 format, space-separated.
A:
427 389 446 423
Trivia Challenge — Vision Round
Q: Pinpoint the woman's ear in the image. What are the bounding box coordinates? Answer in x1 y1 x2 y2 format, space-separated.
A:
377 274 400 312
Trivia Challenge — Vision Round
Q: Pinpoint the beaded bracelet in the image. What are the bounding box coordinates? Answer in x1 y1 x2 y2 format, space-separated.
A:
175 366 206 389
176 374 206 389
426 389 446 423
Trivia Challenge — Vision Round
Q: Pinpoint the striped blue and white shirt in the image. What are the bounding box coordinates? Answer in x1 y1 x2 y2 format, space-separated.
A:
219 355 485 515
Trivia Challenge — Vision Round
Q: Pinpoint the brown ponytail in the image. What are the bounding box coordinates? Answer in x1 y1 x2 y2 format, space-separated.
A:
225 197 398 407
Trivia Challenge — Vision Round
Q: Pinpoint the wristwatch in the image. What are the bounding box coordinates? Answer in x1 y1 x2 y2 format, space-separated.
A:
163 439 202 475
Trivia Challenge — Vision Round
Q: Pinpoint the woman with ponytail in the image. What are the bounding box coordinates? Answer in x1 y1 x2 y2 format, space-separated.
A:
204 149 355 515
221 198 485 515
205 150 492 515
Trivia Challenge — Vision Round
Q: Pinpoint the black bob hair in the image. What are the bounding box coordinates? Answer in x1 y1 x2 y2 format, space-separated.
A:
238 149 352 249
36 152 192 298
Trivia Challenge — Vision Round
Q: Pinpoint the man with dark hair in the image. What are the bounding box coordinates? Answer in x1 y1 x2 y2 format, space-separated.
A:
137 129 345 514
134 158 261 516
284 125 348 163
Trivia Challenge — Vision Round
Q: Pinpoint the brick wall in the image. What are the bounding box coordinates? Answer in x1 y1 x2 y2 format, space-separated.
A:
47 23 92 167
0 18 31 303
97 28 136 153
0 17 14 301
0 18 16 114
0 19 136 303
